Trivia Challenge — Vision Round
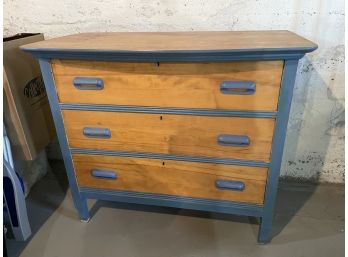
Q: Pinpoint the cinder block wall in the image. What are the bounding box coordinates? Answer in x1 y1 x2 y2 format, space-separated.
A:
4 0 344 183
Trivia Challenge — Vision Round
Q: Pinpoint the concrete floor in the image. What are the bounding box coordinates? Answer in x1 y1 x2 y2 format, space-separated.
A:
6 160 344 257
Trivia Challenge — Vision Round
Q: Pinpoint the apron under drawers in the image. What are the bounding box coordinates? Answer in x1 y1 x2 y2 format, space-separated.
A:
52 60 283 111
73 154 268 204
62 110 275 162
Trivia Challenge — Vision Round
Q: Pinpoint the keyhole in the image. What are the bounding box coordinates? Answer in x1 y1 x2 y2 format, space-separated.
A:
157 62 160 67
160 115 163 120
162 161 165 166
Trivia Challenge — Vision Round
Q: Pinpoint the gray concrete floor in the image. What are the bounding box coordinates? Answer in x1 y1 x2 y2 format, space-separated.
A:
6 160 344 257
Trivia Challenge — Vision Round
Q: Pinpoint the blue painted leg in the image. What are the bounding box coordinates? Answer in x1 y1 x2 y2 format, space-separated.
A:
258 216 272 244
257 59 299 244
74 195 90 221
39 58 90 222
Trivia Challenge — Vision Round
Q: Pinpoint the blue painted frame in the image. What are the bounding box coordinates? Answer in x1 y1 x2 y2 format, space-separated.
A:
23 47 315 62
30 41 315 243
39 59 90 221
258 59 299 243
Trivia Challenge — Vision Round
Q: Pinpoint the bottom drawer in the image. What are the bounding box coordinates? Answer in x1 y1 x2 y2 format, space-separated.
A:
73 154 268 204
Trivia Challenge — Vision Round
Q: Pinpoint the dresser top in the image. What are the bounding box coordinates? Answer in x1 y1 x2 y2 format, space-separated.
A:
21 31 317 61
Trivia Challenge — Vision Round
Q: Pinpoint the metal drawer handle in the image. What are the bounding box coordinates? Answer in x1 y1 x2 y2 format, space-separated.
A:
215 180 245 191
83 127 111 138
220 81 256 95
217 134 250 147
73 77 104 90
91 169 117 180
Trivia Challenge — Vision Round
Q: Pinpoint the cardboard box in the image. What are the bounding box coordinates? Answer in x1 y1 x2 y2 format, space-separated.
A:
4 33 56 160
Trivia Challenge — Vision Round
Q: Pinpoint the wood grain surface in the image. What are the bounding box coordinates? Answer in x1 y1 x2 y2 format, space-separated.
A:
53 60 283 111
62 110 275 161
73 154 268 204
21 31 317 52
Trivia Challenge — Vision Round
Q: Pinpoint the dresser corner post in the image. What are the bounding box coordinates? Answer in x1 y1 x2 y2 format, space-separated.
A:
258 58 300 244
38 58 90 221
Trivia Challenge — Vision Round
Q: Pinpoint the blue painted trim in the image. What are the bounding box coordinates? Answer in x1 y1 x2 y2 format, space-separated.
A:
60 103 277 118
215 180 245 191
220 80 256 95
217 134 250 147
258 59 299 243
70 148 270 167
73 77 104 90
91 169 117 180
79 187 264 217
22 47 315 61
83 127 111 139
38 59 90 221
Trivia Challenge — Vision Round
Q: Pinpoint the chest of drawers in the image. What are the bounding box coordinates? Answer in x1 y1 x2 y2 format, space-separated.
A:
22 31 317 243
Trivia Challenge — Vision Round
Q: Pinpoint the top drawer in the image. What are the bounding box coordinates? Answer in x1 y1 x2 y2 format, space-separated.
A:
52 60 283 111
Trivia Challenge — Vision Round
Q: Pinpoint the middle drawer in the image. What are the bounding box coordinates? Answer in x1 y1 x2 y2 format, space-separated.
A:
62 110 275 162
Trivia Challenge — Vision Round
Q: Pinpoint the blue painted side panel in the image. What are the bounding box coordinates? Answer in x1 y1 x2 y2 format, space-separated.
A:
70 148 270 168
79 187 264 217
38 59 90 221
258 59 299 243
60 103 277 118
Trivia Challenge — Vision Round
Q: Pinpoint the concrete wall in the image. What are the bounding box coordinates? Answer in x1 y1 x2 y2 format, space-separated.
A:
4 0 344 183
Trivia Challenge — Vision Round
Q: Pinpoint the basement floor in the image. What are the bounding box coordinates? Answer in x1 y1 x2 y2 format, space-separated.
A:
6 160 344 257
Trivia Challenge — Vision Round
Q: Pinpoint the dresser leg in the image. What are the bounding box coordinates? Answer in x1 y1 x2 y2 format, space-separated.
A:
257 216 272 244
38 59 91 222
74 196 90 221
80 217 90 223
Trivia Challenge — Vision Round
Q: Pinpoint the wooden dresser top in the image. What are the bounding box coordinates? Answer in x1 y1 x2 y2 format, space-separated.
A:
22 31 316 52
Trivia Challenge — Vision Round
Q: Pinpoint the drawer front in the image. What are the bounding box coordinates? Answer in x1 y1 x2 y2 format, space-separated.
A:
62 110 275 162
52 60 283 111
73 154 268 204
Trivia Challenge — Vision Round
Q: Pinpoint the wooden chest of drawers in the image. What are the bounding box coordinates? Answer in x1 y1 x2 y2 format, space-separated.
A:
22 31 317 243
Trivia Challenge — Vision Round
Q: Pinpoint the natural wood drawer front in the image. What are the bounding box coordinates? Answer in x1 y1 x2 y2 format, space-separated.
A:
73 154 268 204
63 110 275 161
52 60 283 111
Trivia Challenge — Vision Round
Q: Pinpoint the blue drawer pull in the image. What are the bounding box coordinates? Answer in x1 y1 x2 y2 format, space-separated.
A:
73 77 104 90
217 134 250 147
91 169 117 180
83 127 111 138
215 180 245 191
220 81 256 95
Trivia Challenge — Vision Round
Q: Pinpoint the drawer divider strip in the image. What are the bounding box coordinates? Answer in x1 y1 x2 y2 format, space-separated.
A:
60 103 277 118
70 148 270 168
